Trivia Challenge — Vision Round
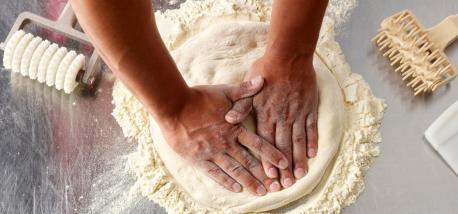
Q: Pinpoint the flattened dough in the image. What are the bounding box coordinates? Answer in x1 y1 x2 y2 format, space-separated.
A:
149 22 344 213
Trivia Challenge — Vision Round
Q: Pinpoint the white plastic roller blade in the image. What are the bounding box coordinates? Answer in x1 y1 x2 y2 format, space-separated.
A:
2 34 87 93
12 33 34 73
20 36 42 76
28 40 51 79
64 54 85 94
55 50 76 90
46 47 67 87
3 30 25 69
1 3 99 94
37 43 59 83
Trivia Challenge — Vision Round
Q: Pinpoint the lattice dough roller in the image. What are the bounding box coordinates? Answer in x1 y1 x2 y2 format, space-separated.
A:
0 3 100 94
373 11 458 95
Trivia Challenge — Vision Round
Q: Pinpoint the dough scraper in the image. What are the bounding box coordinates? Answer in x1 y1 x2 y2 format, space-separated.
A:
425 101 458 176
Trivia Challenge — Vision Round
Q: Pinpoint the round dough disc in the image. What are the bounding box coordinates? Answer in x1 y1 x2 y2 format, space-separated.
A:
149 21 345 213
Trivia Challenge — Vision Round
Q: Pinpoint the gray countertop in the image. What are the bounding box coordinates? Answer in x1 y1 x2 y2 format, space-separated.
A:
0 0 457 213
339 1 458 213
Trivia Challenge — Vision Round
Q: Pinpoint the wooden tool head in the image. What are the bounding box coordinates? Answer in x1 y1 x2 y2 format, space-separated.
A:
373 10 457 95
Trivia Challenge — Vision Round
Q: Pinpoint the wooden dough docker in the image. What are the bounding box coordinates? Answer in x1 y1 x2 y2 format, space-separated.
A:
0 3 100 94
373 10 458 95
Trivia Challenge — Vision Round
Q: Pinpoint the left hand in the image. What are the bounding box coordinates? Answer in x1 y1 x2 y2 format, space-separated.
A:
225 54 319 190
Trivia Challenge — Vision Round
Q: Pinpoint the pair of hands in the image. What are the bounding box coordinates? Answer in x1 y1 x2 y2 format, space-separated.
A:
69 0 326 196
158 54 319 195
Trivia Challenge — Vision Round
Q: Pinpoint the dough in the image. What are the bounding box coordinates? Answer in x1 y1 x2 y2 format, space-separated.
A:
111 1 386 213
149 22 345 213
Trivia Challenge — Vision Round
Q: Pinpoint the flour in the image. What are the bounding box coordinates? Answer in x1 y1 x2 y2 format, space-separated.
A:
326 0 358 28
111 0 385 213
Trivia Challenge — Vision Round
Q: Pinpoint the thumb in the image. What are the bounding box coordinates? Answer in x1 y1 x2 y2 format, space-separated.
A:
226 76 264 102
225 98 253 124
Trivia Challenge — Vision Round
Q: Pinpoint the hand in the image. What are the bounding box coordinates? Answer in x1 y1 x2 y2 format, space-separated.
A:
156 77 289 195
225 54 319 190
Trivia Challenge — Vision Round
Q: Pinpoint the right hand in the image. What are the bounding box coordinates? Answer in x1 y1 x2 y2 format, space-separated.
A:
156 77 288 195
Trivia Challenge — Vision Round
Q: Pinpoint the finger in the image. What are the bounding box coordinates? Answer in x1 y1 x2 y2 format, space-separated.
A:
225 76 264 101
198 160 241 192
275 122 295 188
292 120 308 179
306 111 318 158
214 154 267 196
237 128 288 170
225 97 253 124
257 122 279 179
229 145 281 192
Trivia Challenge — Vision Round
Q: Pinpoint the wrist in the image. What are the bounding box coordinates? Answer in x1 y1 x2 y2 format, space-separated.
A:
259 48 314 76
150 86 194 123
264 45 313 65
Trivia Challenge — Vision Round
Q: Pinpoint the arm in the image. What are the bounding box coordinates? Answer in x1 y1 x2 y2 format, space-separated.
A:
70 0 186 118
226 0 328 190
267 0 328 60
70 0 288 194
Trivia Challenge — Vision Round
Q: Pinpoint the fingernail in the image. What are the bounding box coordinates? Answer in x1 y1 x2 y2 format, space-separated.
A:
308 148 316 158
283 178 293 188
256 186 267 196
294 168 306 179
232 183 242 192
278 159 288 169
268 167 278 178
269 181 281 192
250 76 262 85
226 110 239 122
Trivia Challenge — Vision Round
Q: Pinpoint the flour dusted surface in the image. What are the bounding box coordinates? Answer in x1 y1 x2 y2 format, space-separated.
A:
111 0 385 213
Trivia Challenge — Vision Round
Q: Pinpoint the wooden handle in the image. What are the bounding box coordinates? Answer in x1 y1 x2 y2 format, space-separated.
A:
427 15 458 51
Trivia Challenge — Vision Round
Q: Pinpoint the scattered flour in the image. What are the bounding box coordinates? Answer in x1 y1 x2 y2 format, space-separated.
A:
326 0 358 28
111 0 384 213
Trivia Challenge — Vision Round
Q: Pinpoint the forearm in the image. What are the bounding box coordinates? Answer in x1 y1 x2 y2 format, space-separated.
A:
70 0 189 119
267 0 328 60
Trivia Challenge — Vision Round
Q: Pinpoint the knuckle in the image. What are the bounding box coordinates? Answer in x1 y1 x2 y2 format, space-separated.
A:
306 129 318 143
276 140 290 149
239 81 251 91
207 166 222 176
256 113 269 124
289 102 301 113
251 137 263 151
279 115 294 125
229 164 245 176
242 157 260 170
219 141 232 151
308 132 317 140
233 101 251 112
306 119 318 128
308 136 318 146
258 125 274 139
261 160 273 169
245 178 259 189
223 179 234 188
293 135 306 145
277 142 292 154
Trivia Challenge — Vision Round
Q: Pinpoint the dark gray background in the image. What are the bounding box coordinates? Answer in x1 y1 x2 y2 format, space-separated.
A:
0 0 457 213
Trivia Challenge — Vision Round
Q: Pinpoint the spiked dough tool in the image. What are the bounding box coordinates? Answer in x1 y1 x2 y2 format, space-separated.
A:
425 101 458 176
373 11 458 95
0 3 100 94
